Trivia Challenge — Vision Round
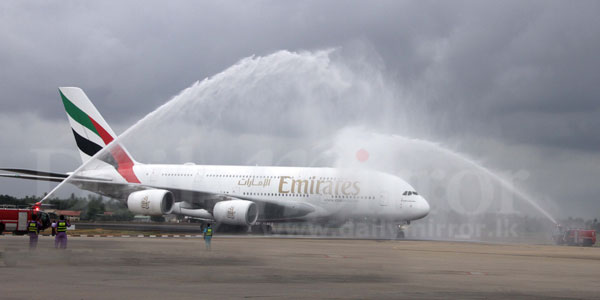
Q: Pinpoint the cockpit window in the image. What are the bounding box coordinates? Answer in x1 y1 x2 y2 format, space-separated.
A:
403 191 418 196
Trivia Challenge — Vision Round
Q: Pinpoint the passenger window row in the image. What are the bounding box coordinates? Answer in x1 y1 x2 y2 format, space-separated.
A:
162 173 193 177
242 192 375 200
207 174 280 179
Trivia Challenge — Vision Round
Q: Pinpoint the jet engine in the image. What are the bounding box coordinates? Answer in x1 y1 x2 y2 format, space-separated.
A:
213 200 258 226
127 189 174 216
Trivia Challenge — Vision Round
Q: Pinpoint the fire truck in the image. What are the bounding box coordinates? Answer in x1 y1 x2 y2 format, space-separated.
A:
553 225 597 247
0 202 51 235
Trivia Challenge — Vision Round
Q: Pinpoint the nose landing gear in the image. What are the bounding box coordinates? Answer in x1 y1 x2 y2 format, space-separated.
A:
396 220 410 239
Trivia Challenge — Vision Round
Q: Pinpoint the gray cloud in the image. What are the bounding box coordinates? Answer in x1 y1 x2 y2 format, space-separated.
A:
1 1 599 218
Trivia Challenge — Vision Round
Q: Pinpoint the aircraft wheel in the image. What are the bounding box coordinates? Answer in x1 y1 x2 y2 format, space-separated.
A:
215 223 248 233
250 224 273 235
396 230 405 239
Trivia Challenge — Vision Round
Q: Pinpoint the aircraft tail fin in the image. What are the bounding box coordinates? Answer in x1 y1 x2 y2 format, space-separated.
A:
59 87 140 183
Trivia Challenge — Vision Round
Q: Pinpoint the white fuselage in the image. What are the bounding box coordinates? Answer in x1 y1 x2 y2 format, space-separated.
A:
85 163 430 223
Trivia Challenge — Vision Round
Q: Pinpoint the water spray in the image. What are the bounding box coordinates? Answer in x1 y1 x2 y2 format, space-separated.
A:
39 82 202 203
390 134 559 224
40 48 559 231
40 49 358 202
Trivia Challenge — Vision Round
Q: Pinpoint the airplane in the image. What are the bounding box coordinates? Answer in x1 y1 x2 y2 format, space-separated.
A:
0 87 430 236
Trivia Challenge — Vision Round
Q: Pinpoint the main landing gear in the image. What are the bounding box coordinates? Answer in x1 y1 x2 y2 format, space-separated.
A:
250 223 273 235
213 223 273 235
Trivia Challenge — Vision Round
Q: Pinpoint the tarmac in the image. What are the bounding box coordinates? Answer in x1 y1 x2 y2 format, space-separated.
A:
1 235 599 299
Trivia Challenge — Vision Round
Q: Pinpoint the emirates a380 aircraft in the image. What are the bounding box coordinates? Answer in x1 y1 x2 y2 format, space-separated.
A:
1 87 430 235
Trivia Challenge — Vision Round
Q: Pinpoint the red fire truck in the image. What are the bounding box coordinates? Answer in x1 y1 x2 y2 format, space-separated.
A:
0 202 51 235
554 225 597 247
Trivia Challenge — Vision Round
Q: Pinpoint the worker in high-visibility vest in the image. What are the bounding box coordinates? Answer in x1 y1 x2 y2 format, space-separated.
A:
28 214 42 250
52 215 71 249
203 223 213 251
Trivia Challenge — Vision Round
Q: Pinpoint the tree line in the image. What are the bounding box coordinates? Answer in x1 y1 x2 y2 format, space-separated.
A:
0 193 136 221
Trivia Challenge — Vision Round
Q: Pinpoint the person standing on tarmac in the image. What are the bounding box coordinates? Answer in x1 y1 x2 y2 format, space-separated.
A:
51 219 56 237
52 215 71 249
203 223 213 251
28 214 42 250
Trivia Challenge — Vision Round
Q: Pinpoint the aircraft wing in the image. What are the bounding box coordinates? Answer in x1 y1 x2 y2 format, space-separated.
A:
0 169 315 220
148 185 316 221
0 168 113 182
0 168 70 178
0 173 66 183
0 169 143 199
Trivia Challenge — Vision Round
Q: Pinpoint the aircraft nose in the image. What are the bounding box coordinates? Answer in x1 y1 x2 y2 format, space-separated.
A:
414 196 430 219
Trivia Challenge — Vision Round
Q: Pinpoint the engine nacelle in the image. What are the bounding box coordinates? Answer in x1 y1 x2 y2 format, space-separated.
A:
213 200 258 226
127 189 174 216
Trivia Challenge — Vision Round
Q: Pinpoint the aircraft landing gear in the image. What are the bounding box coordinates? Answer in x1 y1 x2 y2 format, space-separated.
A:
396 221 410 240
396 230 405 239
250 223 273 235
214 223 247 233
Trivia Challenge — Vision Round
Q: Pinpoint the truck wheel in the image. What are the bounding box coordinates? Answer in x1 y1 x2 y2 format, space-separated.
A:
0 223 4 235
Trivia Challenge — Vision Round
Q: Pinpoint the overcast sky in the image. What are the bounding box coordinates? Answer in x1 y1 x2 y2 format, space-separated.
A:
1 1 599 219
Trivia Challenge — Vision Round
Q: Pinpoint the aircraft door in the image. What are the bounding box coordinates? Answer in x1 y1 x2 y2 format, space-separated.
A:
148 167 157 185
379 192 389 207
193 169 203 185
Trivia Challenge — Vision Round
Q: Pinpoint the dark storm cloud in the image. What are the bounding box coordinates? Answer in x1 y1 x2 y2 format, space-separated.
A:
2 1 599 151
1 1 599 216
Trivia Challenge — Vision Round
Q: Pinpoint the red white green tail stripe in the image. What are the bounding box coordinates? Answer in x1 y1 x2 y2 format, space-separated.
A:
59 87 140 183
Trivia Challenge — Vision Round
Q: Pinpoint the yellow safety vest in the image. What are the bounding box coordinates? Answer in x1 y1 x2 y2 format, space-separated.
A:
28 221 38 233
205 228 212 236
57 221 67 232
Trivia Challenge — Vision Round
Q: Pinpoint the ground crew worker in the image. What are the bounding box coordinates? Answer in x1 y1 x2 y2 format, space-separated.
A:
51 219 56 236
203 223 213 251
52 215 70 249
28 214 42 250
